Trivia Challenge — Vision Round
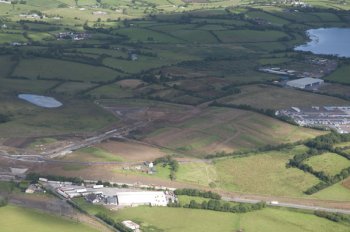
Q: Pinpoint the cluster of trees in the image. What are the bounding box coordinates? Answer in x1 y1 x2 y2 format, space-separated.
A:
10 0 26 5
0 114 10 124
287 148 320 168
305 132 350 150
95 180 129 188
95 213 133 232
154 156 179 180
169 199 266 213
0 196 8 207
221 85 241 95
305 166 350 195
174 189 221 200
314 211 350 223
26 173 84 184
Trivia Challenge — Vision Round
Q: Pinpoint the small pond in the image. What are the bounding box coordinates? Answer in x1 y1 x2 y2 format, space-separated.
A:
18 94 63 108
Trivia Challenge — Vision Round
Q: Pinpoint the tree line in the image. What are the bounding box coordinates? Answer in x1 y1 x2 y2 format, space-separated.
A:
174 188 221 200
205 143 295 159
168 199 266 213
26 173 84 184
287 132 350 194
314 211 350 224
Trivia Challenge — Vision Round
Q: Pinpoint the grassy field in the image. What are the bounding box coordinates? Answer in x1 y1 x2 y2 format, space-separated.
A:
0 205 98 232
312 182 350 201
325 64 350 84
214 146 320 196
110 206 350 232
0 97 117 138
219 84 350 110
303 152 350 176
12 58 121 82
63 147 124 162
84 141 166 161
144 107 324 156
214 30 289 43
176 162 217 187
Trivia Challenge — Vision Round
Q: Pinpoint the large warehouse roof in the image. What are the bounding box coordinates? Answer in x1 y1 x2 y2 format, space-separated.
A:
286 77 324 89
116 191 167 206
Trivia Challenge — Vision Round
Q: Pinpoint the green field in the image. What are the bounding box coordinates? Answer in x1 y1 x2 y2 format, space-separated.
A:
214 146 320 196
144 107 324 156
176 162 217 187
214 30 288 43
219 84 350 110
64 147 124 162
111 206 350 232
12 58 121 82
325 64 350 84
312 182 350 201
304 152 350 177
0 97 117 138
0 205 98 232
73 195 350 232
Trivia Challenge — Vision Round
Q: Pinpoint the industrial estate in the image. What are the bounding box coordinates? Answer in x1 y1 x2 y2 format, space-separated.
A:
1 0 350 232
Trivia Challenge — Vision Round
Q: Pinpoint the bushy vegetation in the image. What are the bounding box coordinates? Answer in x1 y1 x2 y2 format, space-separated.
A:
305 132 350 150
169 199 266 213
287 132 350 194
26 173 83 184
314 211 350 224
154 156 179 180
0 196 7 207
174 188 221 200
205 143 295 159
0 114 10 124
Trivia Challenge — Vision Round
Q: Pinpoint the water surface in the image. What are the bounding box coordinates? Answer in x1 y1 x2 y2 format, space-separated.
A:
18 94 63 108
295 28 350 57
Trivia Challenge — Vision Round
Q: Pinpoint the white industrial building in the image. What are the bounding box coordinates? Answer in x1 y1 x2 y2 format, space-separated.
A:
116 191 168 206
286 77 324 89
45 180 173 207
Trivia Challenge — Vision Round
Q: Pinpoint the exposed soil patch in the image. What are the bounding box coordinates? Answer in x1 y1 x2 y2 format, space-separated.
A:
342 176 350 190
98 139 166 161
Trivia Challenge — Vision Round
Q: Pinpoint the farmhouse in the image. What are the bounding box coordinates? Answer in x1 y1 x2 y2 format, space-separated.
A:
286 77 324 89
116 191 168 206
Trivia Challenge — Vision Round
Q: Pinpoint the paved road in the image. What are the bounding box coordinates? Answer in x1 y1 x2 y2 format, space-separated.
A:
222 196 350 214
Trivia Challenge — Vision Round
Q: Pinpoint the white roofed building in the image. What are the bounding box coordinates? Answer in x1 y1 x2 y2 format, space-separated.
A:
116 191 168 207
286 77 324 89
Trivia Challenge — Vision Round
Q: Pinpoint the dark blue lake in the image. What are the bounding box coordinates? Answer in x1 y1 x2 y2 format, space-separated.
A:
295 28 350 57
